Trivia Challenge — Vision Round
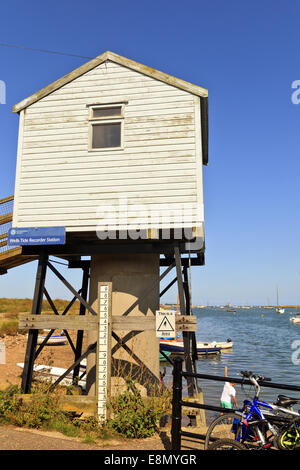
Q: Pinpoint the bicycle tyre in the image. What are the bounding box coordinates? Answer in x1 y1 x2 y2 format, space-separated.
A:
276 416 300 451
204 412 244 450
207 438 247 451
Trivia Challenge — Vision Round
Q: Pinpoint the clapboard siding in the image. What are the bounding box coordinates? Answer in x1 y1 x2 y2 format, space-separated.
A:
13 59 204 231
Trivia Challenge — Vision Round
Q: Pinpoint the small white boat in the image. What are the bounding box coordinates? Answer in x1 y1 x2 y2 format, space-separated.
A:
160 339 221 355
197 339 233 350
26 330 67 345
276 287 285 314
290 316 300 324
37 334 67 345
17 362 86 388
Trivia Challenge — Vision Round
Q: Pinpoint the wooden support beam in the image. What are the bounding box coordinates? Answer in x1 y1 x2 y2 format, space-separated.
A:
47 261 97 316
21 253 48 394
19 314 197 332
18 395 97 416
73 266 90 380
19 314 98 331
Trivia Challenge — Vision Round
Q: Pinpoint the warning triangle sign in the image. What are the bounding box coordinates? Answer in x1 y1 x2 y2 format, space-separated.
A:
157 316 175 333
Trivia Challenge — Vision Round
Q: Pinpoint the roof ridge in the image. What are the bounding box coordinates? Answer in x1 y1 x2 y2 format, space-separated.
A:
13 51 208 113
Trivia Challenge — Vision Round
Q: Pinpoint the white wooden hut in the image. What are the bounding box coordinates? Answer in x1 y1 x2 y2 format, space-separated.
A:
12 51 208 249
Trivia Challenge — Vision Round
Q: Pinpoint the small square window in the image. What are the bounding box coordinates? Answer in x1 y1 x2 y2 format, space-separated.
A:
92 122 121 149
89 104 124 150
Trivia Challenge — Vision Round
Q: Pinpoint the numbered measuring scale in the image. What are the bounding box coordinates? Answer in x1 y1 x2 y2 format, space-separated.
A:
97 282 112 420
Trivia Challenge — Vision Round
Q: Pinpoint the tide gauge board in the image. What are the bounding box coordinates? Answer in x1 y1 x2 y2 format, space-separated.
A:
97 282 112 420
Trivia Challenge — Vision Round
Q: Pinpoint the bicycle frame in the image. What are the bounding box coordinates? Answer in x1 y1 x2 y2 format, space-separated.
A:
239 376 300 446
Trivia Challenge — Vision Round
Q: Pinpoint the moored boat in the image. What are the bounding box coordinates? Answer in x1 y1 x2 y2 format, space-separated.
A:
25 333 67 345
197 338 233 349
17 362 86 388
159 339 221 355
37 334 67 345
290 315 300 324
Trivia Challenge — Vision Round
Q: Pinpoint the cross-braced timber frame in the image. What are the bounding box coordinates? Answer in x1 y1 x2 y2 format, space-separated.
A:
20 243 201 400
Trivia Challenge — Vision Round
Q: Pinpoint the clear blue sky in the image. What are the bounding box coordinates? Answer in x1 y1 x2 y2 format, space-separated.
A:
0 0 300 305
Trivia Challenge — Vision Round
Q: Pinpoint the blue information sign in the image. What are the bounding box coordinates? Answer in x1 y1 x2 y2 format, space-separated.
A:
8 227 65 246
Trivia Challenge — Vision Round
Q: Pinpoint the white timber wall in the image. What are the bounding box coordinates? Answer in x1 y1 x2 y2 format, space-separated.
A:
13 60 204 232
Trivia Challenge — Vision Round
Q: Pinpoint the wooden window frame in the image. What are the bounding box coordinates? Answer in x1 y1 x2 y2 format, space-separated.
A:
88 103 125 151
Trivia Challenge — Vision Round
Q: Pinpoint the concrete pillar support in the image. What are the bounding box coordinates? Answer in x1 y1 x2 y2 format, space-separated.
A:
86 253 160 396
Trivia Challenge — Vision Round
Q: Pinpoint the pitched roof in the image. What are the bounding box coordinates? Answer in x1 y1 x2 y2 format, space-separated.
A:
13 51 208 113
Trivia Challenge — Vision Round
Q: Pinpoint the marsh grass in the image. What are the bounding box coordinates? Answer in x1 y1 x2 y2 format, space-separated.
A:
0 297 80 337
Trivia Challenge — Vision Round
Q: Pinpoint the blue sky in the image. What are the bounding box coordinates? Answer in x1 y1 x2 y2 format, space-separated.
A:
0 0 300 305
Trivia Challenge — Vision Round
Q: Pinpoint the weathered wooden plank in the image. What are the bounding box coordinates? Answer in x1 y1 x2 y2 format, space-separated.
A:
18 314 99 331
18 395 97 415
0 195 14 205
20 172 196 187
18 189 197 202
18 313 196 332
17 198 198 212
24 118 194 132
0 212 13 225
28 93 193 111
23 133 195 148
17 206 199 218
21 151 196 167
18 182 196 197
21 162 196 177
112 315 196 332
23 123 195 140
26 97 194 114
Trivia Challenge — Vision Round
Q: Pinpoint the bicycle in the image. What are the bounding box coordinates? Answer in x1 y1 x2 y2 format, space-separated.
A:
204 370 300 450
276 416 300 450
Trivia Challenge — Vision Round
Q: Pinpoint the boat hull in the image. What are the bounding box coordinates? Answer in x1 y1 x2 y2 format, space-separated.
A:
160 340 221 355
37 335 67 345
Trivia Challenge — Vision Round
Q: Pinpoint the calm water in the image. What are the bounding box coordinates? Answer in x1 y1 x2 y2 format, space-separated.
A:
162 307 300 413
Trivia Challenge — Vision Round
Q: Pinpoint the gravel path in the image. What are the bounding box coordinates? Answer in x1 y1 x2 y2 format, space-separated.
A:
0 425 170 451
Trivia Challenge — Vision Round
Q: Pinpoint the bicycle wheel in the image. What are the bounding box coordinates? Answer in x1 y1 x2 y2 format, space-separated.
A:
207 438 247 451
276 417 300 450
204 412 245 450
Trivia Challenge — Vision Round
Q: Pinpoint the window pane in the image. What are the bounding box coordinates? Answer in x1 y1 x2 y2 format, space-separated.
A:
93 107 122 118
92 123 121 148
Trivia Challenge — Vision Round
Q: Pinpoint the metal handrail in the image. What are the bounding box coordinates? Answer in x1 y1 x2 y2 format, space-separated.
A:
0 195 14 252
0 195 14 205
171 356 300 450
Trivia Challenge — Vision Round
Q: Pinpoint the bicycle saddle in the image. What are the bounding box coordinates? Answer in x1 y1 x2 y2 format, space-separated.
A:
275 394 300 407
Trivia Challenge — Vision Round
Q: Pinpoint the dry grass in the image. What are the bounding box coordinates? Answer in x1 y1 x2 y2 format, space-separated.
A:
0 298 81 337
